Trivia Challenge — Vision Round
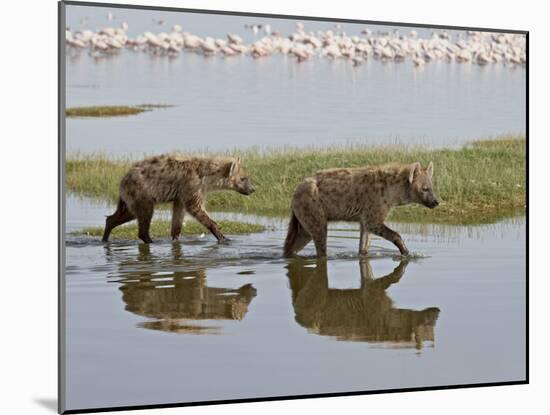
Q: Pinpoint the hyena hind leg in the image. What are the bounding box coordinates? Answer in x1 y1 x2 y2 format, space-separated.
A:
294 212 328 257
291 227 312 255
283 214 312 256
132 200 154 244
312 230 328 258
102 199 135 242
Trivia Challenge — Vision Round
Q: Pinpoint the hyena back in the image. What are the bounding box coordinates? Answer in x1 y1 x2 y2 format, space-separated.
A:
284 162 438 257
102 155 255 243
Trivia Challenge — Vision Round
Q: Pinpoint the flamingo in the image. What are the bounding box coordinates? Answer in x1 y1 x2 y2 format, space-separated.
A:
200 39 217 55
227 34 243 44
63 21 526 68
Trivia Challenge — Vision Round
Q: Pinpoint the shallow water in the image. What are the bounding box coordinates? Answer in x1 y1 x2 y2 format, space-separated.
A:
65 6 526 156
63 196 526 411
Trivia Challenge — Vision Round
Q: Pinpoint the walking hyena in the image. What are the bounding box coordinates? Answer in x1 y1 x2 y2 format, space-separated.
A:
102 155 255 243
284 162 439 257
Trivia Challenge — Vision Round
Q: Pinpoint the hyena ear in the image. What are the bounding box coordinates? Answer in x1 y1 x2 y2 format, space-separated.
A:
228 158 241 177
408 162 421 184
427 161 434 178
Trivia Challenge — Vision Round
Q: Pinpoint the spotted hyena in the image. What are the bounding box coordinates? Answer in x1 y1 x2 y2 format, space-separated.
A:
102 155 255 243
284 162 439 257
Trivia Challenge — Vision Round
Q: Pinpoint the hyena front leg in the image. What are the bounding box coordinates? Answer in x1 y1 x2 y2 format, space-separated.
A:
188 206 226 243
366 223 409 256
171 199 185 241
359 221 372 256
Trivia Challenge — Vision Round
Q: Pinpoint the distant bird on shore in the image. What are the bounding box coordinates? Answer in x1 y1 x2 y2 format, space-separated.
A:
352 56 364 66
244 23 264 35
413 57 425 67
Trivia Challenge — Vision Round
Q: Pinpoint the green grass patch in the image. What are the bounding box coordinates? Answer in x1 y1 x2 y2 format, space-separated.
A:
66 136 526 225
66 104 173 117
72 219 266 240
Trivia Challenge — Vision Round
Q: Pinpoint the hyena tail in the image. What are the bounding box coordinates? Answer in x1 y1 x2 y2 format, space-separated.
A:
102 198 134 242
283 212 311 257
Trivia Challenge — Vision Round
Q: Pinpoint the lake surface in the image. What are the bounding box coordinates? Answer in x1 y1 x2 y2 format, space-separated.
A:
65 6 526 156
63 196 526 411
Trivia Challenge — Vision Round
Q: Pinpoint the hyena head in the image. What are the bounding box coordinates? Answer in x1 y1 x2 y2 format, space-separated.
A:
224 158 256 195
408 162 439 209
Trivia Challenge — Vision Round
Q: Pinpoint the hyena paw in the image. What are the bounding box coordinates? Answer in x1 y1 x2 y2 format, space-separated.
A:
171 228 181 240
217 237 231 245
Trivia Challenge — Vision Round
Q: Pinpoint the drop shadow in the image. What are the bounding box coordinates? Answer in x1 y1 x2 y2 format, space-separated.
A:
34 398 57 412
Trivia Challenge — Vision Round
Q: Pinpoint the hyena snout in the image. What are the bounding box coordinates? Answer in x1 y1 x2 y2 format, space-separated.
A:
244 184 256 195
421 191 439 209
235 178 256 195
427 197 439 209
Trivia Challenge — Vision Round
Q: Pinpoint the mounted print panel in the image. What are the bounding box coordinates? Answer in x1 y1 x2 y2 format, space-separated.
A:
59 1 527 413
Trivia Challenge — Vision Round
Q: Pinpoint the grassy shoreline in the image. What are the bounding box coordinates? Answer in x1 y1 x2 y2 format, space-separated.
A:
66 104 174 118
73 219 266 240
66 137 526 226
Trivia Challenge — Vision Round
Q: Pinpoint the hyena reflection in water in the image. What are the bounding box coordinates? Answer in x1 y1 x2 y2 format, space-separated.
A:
284 162 439 257
102 155 255 244
111 243 257 334
287 259 440 348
